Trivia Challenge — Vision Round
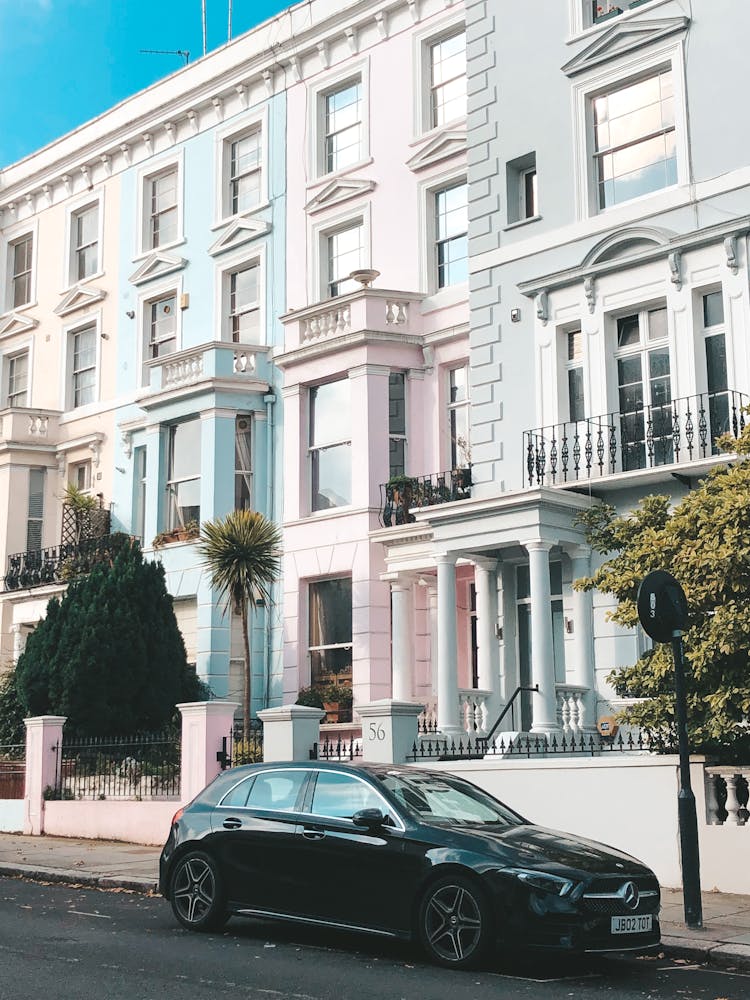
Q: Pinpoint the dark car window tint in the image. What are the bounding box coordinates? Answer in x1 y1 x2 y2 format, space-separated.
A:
220 776 256 808
311 771 388 820
379 772 522 827
246 770 306 811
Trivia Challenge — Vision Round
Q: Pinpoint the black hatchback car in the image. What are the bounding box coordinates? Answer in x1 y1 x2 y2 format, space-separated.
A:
160 761 661 969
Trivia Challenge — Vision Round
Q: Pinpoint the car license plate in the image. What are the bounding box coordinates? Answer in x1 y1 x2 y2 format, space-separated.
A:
611 914 652 934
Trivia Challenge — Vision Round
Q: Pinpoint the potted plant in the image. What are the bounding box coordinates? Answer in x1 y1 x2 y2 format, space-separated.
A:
383 474 418 526
177 519 200 542
320 682 353 724
296 686 325 709
594 4 623 22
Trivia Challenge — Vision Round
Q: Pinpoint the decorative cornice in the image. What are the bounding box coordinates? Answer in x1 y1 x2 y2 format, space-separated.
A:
208 216 271 256
129 251 187 286
562 16 690 77
53 284 107 318
305 177 376 214
406 125 467 173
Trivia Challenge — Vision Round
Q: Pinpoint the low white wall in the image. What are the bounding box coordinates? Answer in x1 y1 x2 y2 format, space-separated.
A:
417 756 684 888
0 800 24 833
44 800 178 846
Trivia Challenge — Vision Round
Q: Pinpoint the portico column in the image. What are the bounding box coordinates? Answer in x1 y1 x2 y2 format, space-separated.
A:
474 558 500 720
524 540 560 735
436 553 462 735
390 576 414 701
569 546 596 731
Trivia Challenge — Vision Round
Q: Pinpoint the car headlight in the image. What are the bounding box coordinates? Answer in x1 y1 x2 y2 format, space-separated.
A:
504 868 578 897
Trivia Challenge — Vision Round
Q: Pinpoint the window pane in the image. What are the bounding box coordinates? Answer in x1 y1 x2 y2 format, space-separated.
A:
450 366 468 404
310 577 352 648
389 373 406 435
235 416 253 511
325 81 362 173
436 184 468 288
431 31 466 127
310 380 350 446
647 308 668 341
246 771 306 811
703 291 724 328
568 366 585 422
328 224 363 296
705 334 728 395
170 421 201 479
617 314 640 348
311 772 384 820
312 443 352 509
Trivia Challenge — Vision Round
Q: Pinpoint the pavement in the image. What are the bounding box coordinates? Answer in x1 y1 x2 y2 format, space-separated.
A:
1 833 750 972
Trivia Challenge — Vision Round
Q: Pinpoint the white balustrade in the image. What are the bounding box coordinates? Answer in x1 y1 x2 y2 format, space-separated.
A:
385 300 408 325
27 414 49 436
704 767 750 826
556 685 588 735
233 351 257 374
163 351 204 388
300 304 351 343
458 689 491 736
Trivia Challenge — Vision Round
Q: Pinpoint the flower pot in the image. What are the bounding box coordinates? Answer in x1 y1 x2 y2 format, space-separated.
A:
594 7 623 22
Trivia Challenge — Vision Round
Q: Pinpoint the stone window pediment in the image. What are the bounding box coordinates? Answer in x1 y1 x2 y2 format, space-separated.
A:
562 16 690 77
305 178 375 215
54 284 107 318
208 216 271 257
407 125 467 173
0 312 38 340
129 251 187 287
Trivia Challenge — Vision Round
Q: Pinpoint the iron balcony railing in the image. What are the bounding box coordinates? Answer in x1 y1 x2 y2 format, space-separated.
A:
3 533 130 592
524 390 748 487
380 467 472 527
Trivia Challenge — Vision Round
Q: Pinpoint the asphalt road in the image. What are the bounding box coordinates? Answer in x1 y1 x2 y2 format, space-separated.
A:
1 876 749 1000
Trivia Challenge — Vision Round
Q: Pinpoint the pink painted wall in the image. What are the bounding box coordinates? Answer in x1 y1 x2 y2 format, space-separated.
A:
44 800 177 846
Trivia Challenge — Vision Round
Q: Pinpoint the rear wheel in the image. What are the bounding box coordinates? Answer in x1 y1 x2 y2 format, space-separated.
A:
417 874 492 969
170 851 227 932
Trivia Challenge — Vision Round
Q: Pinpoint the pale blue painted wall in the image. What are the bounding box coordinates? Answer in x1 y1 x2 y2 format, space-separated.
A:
111 90 286 712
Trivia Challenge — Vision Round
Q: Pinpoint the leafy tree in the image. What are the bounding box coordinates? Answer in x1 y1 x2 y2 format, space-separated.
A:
197 510 282 739
15 539 205 736
0 670 25 745
575 418 750 758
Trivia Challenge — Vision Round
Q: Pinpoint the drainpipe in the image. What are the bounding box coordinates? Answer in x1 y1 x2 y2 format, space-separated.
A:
263 390 276 709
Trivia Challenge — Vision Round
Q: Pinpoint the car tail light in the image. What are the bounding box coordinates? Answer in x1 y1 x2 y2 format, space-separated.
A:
171 807 184 826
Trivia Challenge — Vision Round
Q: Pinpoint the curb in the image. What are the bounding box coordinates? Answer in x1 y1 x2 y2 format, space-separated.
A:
662 933 750 973
0 862 159 895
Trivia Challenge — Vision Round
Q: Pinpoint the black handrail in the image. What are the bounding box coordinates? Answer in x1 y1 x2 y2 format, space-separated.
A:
484 685 539 746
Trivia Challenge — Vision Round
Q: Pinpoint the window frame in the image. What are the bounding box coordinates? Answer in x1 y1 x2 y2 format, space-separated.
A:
215 243 265 344
412 14 467 138
3 224 37 314
65 191 104 289
571 40 688 219
136 152 184 257
308 60 370 181
165 418 202 532
2 345 31 408
310 205 371 302
235 414 254 512
213 107 268 226
138 275 183 386
433 179 469 292
447 362 471 469
62 313 101 413
307 576 353 686
570 0 666 36
308 379 352 514
388 371 408 479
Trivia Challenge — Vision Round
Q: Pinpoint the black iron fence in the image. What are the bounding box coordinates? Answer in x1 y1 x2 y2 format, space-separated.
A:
310 735 363 761
408 730 665 762
380 467 472 527
53 731 181 800
4 533 133 592
523 390 749 487
217 721 263 769
0 743 25 799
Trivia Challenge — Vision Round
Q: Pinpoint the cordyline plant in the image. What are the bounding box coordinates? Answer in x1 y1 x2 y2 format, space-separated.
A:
198 511 282 740
574 414 750 760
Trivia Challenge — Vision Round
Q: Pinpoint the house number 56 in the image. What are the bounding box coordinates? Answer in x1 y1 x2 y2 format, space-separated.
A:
369 723 386 741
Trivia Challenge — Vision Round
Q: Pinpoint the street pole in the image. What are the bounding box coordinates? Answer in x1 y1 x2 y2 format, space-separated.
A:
671 630 703 928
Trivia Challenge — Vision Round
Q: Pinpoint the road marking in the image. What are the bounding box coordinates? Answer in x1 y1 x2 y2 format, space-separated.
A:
68 910 111 919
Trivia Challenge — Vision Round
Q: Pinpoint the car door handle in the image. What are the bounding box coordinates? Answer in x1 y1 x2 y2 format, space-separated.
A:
301 825 326 840
223 817 242 829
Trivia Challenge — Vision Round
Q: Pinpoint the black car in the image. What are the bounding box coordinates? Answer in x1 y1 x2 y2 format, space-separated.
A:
159 761 661 969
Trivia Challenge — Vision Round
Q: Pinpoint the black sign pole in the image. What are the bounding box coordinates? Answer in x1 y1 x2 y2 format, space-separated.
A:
637 570 703 929
670 629 703 929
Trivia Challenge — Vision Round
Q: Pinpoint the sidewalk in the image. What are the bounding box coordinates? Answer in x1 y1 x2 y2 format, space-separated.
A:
1 832 749 971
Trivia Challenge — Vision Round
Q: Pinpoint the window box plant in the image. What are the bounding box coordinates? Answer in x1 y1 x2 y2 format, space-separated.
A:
152 520 200 548
320 682 353 724
383 474 418 526
296 686 325 709
594 4 623 22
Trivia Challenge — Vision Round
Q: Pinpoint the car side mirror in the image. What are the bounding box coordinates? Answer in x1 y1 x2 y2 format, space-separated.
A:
352 808 388 830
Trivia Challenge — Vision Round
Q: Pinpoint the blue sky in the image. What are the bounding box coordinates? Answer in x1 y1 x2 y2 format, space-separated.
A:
0 1 291 168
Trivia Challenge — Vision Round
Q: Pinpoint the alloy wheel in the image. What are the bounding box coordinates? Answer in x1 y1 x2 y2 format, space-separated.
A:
421 880 486 967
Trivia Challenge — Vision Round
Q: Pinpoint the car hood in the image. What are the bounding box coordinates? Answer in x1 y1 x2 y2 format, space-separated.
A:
435 822 651 878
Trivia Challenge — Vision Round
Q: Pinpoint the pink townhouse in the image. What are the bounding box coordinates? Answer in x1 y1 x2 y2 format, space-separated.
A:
276 0 473 731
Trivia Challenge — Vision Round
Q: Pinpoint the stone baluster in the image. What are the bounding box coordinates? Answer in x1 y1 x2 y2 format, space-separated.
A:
559 692 571 734
704 771 723 825
725 772 742 825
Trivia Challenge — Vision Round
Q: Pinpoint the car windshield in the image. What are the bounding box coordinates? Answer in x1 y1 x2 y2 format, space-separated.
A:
378 771 523 828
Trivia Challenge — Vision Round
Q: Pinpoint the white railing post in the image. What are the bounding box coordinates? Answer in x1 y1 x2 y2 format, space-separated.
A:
23 716 66 835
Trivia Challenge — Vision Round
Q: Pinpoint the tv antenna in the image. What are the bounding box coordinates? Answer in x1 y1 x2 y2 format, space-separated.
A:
140 49 190 66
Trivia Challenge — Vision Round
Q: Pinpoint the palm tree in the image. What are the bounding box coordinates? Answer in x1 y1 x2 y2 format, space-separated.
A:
198 510 282 739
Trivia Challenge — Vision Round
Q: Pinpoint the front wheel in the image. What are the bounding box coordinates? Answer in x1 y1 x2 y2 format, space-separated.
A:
169 851 227 932
417 874 493 969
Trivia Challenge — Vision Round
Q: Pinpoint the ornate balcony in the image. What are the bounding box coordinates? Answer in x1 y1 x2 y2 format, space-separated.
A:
282 288 425 352
524 390 749 487
0 408 62 447
3 532 129 592
380 468 472 527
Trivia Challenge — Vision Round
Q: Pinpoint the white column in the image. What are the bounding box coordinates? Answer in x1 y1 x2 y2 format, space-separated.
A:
524 540 560 735
569 546 596 730
474 558 500 720
390 577 414 701
427 583 438 697
436 553 462 735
